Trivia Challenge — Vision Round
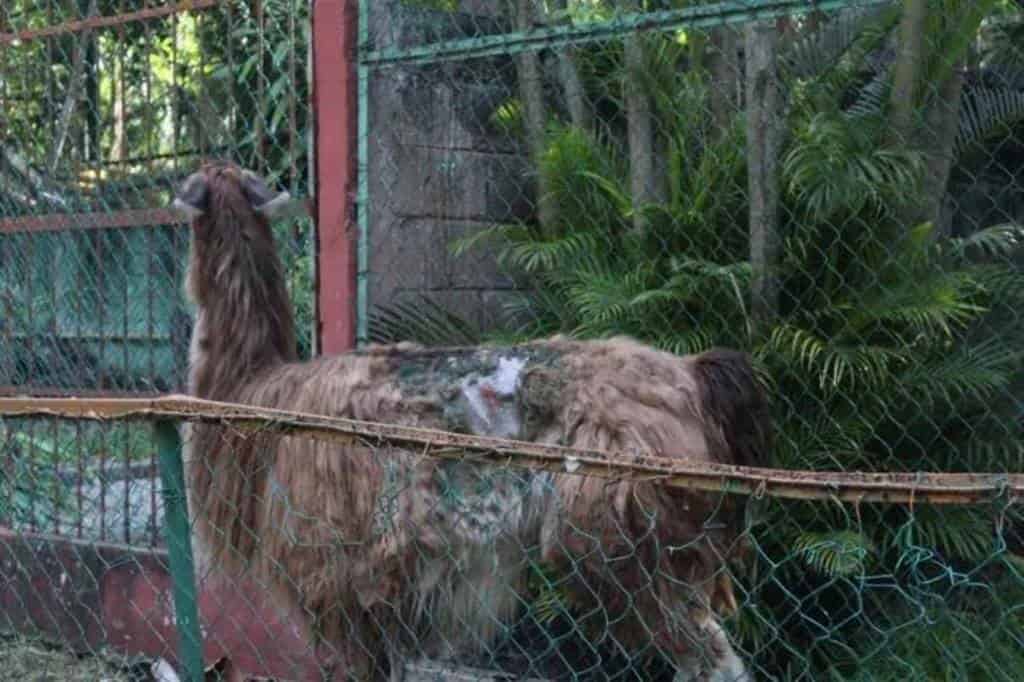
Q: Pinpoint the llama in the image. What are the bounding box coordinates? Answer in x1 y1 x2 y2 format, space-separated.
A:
172 161 770 681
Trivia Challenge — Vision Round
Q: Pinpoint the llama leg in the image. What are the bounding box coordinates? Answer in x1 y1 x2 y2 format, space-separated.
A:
387 648 407 682
668 612 751 682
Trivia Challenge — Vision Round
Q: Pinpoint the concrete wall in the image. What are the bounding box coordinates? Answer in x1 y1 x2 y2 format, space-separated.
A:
365 1 533 337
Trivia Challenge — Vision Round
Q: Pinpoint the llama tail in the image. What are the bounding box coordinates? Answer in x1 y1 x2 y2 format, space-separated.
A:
692 347 772 615
692 348 772 469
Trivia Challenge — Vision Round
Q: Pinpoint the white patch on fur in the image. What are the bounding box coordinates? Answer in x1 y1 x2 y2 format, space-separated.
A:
459 355 526 440
491 356 526 395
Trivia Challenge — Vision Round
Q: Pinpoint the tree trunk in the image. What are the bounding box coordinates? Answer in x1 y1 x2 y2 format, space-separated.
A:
708 26 740 135
889 0 928 146
552 0 591 132
623 32 662 230
745 20 782 330
111 55 127 163
917 59 966 236
513 0 556 231
49 0 99 174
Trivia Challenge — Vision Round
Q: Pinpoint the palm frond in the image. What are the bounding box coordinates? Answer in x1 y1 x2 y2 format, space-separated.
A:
541 124 628 229
651 328 717 357
898 337 1021 406
774 412 877 471
946 222 1024 261
955 86 1024 158
850 268 987 338
844 70 889 118
501 230 605 274
793 530 875 577
764 324 905 392
896 506 995 563
448 222 532 260
367 295 481 347
567 262 659 333
526 562 572 626
783 112 924 219
780 4 898 81
959 433 1024 473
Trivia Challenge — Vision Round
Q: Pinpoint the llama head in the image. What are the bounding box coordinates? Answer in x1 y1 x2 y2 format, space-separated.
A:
171 161 294 308
171 160 292 228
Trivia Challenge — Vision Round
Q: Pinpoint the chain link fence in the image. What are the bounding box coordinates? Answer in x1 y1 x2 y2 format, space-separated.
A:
356 0 1024 678
1 0 314 391
0 0 312 549
2 397 1021 681
2 0 1024 680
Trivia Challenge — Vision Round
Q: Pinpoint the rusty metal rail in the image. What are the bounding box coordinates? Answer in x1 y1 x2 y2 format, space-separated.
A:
0 394 1020 505
0 0 220 45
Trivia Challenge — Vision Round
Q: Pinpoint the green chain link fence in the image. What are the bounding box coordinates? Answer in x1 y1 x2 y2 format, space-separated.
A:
0 0 312 544
2 0 1024 680
358 0 1024 678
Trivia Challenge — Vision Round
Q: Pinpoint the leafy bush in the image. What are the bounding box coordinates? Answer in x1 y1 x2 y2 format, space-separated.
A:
434 13 1024 679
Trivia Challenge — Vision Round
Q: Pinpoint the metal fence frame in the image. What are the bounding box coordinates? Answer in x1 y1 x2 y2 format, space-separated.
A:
0 1 355 676
3 0 1023 679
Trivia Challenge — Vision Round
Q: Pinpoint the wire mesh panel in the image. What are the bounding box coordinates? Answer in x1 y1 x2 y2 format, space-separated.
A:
1 0 1024 679
356 0 1024 679
3 403 1020 681
0 0 312 548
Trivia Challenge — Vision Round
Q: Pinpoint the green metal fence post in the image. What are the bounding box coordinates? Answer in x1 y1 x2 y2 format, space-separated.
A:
155 419 205 681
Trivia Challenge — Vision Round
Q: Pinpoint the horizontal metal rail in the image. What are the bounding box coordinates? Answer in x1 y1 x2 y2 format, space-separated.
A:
0 394 1019 505
0 387 164 399
361 0 893 67
0 0 219 45
0 199 311 234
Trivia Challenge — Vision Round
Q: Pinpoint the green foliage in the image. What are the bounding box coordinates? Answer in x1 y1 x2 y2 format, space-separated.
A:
368 294 483 347
439 9 1024 679
0 418 153 531
793 530 876 576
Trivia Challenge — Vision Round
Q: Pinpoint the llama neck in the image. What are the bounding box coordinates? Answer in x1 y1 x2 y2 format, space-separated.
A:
186 235 298 401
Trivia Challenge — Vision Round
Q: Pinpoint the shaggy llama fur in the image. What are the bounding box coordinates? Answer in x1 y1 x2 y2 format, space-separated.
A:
172 162 770 681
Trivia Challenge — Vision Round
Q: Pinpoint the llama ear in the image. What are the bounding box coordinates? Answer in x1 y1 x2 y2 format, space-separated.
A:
241 170 292 219
172 172 209 218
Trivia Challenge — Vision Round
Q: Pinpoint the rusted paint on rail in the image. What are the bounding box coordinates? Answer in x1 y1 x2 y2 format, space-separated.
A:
0 209 186 234
0 1 220 45
0 386 165 399
0 394 1020 505
0 200 310 234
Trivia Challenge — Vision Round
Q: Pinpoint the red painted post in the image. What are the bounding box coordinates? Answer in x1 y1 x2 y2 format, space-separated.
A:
312 0 358 355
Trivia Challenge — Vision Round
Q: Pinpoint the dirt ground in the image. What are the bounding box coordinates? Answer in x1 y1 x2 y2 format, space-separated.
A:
0 634 142 682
